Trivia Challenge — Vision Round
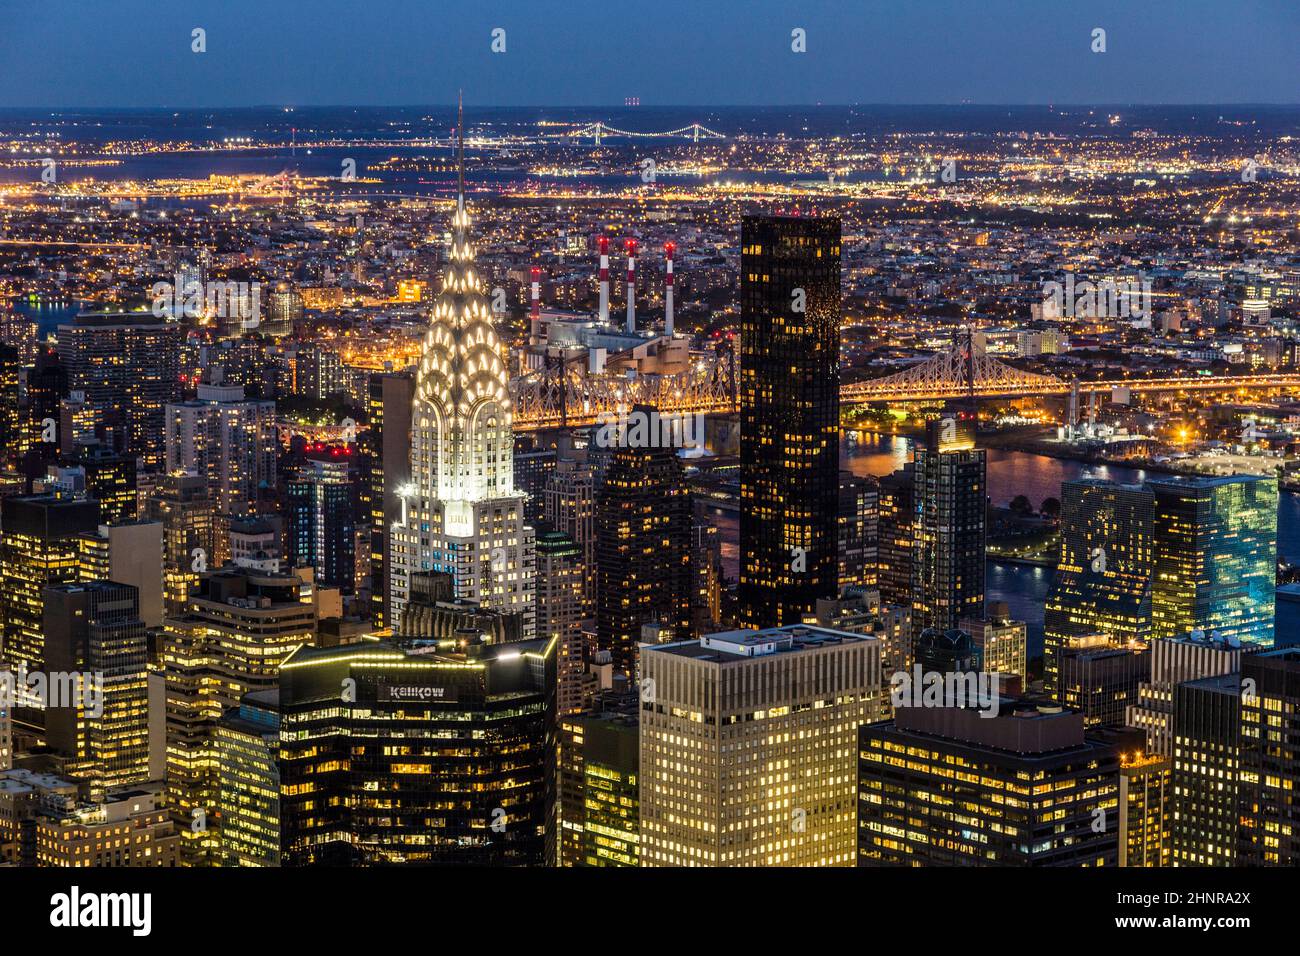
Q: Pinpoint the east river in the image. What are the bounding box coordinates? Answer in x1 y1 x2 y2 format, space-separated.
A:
710 432 1300 656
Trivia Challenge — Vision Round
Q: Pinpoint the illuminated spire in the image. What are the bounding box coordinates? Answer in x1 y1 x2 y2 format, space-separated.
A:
410 94 513 505
456 89 465 213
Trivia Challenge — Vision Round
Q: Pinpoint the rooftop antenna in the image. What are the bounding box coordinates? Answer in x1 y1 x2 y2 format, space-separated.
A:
456 90 465 211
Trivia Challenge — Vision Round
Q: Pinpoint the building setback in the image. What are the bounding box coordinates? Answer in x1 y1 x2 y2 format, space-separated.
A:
858 701 1119 866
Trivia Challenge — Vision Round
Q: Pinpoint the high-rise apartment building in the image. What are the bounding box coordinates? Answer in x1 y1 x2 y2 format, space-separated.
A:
366 370 413 630
164 565 314 865
56 312 180 470
0 494 99 672
62 445 136 526
287 447 359 591
1044 479 1154 695
595 421 693 678
911 416 986 633
960 604 1027 679
536 529 589 716
640 625 879 866
1111 726 1172 868
544 456 597 614
42 581 150 795
838 472 878 591
76 521 165 627
165 382 278 520
875 465 914 607
738 214 841 628
146 472 216 619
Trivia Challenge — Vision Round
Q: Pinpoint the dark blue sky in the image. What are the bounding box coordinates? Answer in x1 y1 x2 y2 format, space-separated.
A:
1 0 1295 107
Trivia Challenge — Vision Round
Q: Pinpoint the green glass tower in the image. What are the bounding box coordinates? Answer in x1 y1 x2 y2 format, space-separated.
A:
1148 475 1276 646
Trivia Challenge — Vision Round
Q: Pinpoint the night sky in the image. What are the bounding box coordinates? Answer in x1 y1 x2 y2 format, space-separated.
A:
0 0 1295 107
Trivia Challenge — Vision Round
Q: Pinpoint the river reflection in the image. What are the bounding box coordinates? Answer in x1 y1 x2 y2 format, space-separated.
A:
840 431 1300 651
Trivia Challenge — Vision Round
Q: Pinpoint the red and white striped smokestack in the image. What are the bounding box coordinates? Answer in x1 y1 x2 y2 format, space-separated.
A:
664 242 675 337
529 266 541 344
597 236 610 326
625 239 638 334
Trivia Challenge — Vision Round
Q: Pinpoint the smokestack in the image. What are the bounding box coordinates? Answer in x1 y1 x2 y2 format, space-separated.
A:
529 266 541 344
625 239 637 334
598 236 609 326
664 242 675 337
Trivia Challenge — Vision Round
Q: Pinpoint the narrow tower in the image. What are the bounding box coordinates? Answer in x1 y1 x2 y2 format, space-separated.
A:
664 242 675 336
625 239 637 334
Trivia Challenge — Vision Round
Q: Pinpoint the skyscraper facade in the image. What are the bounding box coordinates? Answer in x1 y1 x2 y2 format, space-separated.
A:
42 581 150 795
1044 479 1154 696
1238 648 1300 865
1149 475 1277 646
164 565 314 865
165 382 278 520
875 465 914 608
640 626 879 866
738 214 841 628
278 636 555 866
858 702 1119 866
0 494 100 672
910 416 986 633
1170 673 1241 866
595 424 693 678
535 529 589 716
366 370 413 630
287 448 358 591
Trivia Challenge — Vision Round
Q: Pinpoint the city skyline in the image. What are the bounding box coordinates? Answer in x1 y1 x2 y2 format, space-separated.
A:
0 7 1296 932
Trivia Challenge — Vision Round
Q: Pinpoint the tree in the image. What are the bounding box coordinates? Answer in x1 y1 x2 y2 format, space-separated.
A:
1041 497 1061 518
1009 494 1034 517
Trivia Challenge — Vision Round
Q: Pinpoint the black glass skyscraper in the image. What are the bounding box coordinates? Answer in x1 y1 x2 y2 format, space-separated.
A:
595 407 693 678
911 416 986 633
738 214 841 628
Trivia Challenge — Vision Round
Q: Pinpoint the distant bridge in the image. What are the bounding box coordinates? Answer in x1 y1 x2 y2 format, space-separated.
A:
564 122 726 145
841 337 1300 403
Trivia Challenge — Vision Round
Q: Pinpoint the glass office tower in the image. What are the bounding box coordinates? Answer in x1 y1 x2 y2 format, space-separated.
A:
1149 475 1276 646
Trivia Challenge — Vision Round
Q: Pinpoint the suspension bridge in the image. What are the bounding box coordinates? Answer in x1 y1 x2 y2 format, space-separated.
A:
563 122 727 145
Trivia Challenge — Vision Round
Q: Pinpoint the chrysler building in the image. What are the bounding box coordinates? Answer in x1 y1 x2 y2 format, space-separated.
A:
390 99 535 635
